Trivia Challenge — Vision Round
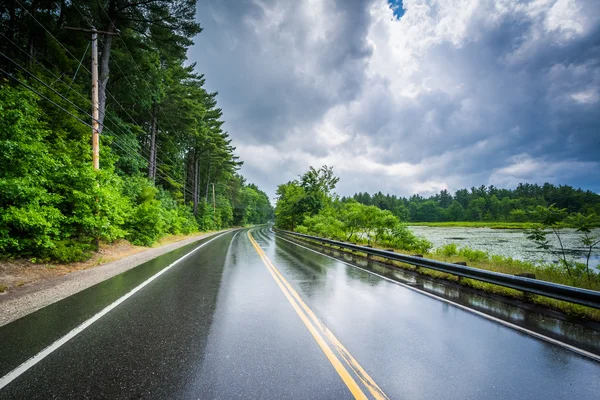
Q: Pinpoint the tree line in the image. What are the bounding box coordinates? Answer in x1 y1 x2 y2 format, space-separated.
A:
348 183 600 223
0 0 272 262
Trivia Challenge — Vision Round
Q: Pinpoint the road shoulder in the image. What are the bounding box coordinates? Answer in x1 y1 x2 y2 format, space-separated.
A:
0 229 233 326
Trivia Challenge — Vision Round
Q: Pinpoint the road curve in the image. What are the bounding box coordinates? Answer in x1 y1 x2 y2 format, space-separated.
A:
0 227 598 399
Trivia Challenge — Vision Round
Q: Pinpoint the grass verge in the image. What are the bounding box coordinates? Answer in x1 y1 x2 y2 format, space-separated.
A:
0 231 217 294
408 221 540 229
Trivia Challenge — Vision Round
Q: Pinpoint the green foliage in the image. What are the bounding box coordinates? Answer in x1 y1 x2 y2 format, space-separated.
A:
300 211 346 240
0 85 61 255
122 176 201 246
298 165 339 217
275 165 338 230
48 241 96 263
525 205 600 280
382 223 433 253
0 94 254 258
279 167 432 253
437 243 458 257
0 2 273 263
233 184 272 226
456 247 489 262
275 182 307 230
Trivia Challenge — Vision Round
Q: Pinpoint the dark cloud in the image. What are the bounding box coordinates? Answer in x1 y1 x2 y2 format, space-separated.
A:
190 0 600 198
192 0 373 144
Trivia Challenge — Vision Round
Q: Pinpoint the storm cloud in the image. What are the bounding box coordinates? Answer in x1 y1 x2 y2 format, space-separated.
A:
190 0 600 199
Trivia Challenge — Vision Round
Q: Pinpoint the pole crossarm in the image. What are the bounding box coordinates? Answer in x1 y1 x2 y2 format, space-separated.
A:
64 26 120 35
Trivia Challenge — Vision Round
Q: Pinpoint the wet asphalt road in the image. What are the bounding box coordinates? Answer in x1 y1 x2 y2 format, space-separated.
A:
1 227 599 399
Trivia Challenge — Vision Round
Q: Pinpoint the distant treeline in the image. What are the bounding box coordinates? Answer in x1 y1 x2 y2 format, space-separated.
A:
346 183 600 222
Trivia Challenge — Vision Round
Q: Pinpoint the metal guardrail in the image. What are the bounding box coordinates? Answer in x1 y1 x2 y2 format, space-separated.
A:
274 229 600 309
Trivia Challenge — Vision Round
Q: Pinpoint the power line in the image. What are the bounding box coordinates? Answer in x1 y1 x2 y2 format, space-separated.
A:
0 50 98 125
0 34 166 174
1 66 95 129
6 5 185 180
81 1 230 196
92 0 197 172
0 32 91 106
14 0 92 76
12 0 225 200
0 65 189 193
94 2 182 134
68 7 186 175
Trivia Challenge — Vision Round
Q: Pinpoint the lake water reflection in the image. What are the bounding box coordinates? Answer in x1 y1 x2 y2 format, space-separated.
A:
408 226 600 269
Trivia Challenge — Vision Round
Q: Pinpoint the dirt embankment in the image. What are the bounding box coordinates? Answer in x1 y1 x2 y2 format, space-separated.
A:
0 230 232 326
0 240 148 293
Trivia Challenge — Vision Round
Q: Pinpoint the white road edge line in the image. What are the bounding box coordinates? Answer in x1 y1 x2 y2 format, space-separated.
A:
0 230 233 390
271 229 600 363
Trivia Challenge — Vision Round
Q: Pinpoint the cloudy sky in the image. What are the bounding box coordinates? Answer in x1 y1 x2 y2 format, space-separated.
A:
190 0 600 200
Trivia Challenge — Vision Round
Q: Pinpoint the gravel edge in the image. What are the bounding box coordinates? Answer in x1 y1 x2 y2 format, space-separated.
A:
0 229 233 327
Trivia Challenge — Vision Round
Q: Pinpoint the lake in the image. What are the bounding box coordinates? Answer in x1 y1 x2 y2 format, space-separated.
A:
408 226 600 269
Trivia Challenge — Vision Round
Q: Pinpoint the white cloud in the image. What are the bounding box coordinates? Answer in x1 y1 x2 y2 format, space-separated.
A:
570 89 599 104
489 154 597 187
192 0 600 198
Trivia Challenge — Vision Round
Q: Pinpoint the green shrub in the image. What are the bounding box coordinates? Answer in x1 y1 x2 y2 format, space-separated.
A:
301 212 346 240
457 247 489 262
380 223 433 253
436 243 458 257
296 225 309 234
48 240 95 263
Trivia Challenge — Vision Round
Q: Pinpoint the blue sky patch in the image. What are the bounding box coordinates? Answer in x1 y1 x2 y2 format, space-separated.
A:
387 0 404 18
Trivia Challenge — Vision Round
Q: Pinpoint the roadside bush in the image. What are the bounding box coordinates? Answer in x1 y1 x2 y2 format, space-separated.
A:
297 201 433 253
157 189 198 235
300 211 346 240
434 245 489 262
123 178 167 246
127 198 167 246
382 223 433 253
0 85 62 256
457 247 489 262
48 240 95 263
436 243 458 257
295 225 309 235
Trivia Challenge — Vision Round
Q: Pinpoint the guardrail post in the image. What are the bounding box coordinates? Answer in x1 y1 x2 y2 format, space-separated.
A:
454 262 467 281
515 274 536 302
413 255 423 272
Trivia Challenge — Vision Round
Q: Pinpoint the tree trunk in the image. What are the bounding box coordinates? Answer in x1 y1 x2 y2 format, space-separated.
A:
57 0 66 27
148 106 157 182
26 0 39 67
205 161 211 202
193 151 199 216
98 0 116 134
183 152 188 203
8 0 16 42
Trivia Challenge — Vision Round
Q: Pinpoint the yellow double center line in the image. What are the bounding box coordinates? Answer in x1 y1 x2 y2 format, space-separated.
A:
248 231 389 400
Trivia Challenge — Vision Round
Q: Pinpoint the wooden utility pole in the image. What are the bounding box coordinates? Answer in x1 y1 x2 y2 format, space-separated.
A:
91 30 99 170
65 26 118 170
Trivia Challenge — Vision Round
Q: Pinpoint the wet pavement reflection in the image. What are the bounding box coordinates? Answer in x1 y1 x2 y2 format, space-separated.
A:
255 228 600 400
